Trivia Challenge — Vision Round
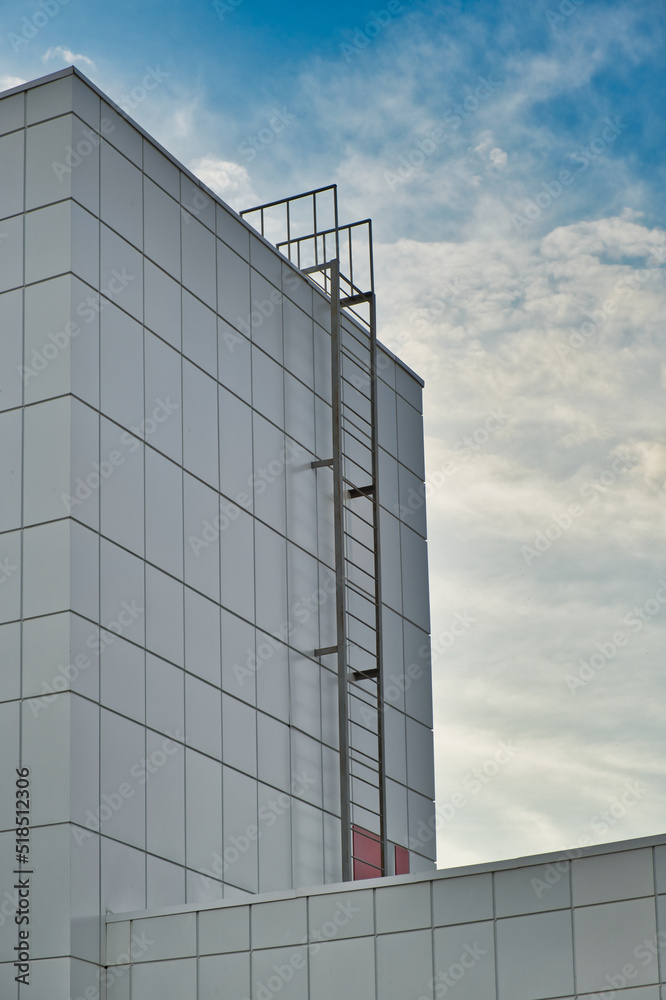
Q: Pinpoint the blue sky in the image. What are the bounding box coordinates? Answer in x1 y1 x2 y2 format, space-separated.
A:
3 0 666 868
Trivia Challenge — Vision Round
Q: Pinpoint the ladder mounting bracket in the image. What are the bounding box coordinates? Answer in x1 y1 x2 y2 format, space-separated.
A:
341 292 372 307
314 645 338 657
352 668 380 681
347 484 375 499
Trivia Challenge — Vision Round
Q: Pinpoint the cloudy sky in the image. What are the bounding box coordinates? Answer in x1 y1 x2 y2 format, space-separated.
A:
3 0 666 870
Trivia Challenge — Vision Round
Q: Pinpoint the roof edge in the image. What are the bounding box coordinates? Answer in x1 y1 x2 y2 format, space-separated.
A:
0 64 76 98
106 828 666 922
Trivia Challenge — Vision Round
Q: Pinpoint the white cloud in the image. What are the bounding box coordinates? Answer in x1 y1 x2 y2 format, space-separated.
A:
474 132 508 169
489 147 508 168
42 47 96 69
187 156 258 212
0 76 25 92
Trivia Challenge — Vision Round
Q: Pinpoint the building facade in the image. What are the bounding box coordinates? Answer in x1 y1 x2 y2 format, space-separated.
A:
0 67 434 995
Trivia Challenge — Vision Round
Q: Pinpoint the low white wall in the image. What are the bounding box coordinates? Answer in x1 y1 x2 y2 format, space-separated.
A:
105 832 666 1000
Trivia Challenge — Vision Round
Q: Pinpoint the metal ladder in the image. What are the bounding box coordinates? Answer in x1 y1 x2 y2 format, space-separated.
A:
241 187 387 880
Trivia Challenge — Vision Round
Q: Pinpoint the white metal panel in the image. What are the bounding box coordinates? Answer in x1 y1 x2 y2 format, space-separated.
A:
0 289 23 411
144 176 181 279
145 447 183 578
182 289 217 375
186 749 222 874
0 214 23 293
184 588 221 686
145 565 184 667
100 418 144 556
223 766 259 893
250 268 284 363
222 693 257 777
100 139 143 249
183 361 219 488
29 120 75 214
100 223 142 320
144 260 182 350
99 709 147 849
181 213 216 309
496 910 574 1000
433 921 496 1000
573 897 658 993
100 303 144 430
376 929 433 1000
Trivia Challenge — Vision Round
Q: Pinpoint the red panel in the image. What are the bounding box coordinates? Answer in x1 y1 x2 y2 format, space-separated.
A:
352 825 382 872
353 859 382 881
394 844 410 875
352 825 383 880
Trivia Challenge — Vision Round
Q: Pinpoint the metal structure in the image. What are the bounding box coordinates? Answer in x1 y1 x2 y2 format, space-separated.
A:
241 187 387 880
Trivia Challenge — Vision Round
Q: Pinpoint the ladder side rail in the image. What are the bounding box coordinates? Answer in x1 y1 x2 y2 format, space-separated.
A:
369 289 389 876
330 258 353 882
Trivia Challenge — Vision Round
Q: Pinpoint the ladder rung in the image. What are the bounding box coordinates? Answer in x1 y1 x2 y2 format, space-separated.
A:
343 531 374 555
352 668 380 681
348 682 378 707
314 645 338 657
345 505 375 531
345 557 376 583
341 350 371 373
341 323 372 355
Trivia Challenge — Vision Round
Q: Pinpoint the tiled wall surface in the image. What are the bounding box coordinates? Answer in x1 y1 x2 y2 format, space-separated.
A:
0 67 434 991
103 838 666 1000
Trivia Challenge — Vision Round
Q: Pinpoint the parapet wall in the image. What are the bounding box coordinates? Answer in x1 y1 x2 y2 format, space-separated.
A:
105 832 666 1000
